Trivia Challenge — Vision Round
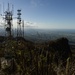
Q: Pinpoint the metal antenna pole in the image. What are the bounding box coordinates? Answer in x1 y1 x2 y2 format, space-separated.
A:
3 2 4 14
22 20 24 38
12 5 14 15
8 3 9 11
0 4 1 15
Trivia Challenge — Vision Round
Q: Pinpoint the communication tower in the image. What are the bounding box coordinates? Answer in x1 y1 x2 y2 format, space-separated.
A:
4 3 13 38
17 9 22 37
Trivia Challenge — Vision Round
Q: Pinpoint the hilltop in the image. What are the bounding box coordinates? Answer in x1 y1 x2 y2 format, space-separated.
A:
0 36 74 75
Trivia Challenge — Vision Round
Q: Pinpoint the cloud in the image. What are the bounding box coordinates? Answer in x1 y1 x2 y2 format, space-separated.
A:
0 16 38 29
12 19 38 28
24 21 37 27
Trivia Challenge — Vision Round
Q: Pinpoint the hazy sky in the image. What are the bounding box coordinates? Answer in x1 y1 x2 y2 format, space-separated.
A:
0 0 75 29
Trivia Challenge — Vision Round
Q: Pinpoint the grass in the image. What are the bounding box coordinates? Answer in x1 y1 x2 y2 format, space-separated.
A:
0 38 75 75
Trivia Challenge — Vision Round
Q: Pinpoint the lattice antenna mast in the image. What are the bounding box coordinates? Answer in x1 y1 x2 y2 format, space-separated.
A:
0 4 1 15
12 4 14 16
4 3 13 37
17 9 22 37
3 2 5 15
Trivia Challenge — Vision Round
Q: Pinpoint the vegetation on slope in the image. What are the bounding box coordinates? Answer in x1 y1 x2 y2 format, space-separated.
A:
0 37 74 75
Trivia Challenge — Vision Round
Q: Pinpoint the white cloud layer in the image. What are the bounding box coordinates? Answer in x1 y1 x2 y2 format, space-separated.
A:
0 16 38 29
13 19 38 28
